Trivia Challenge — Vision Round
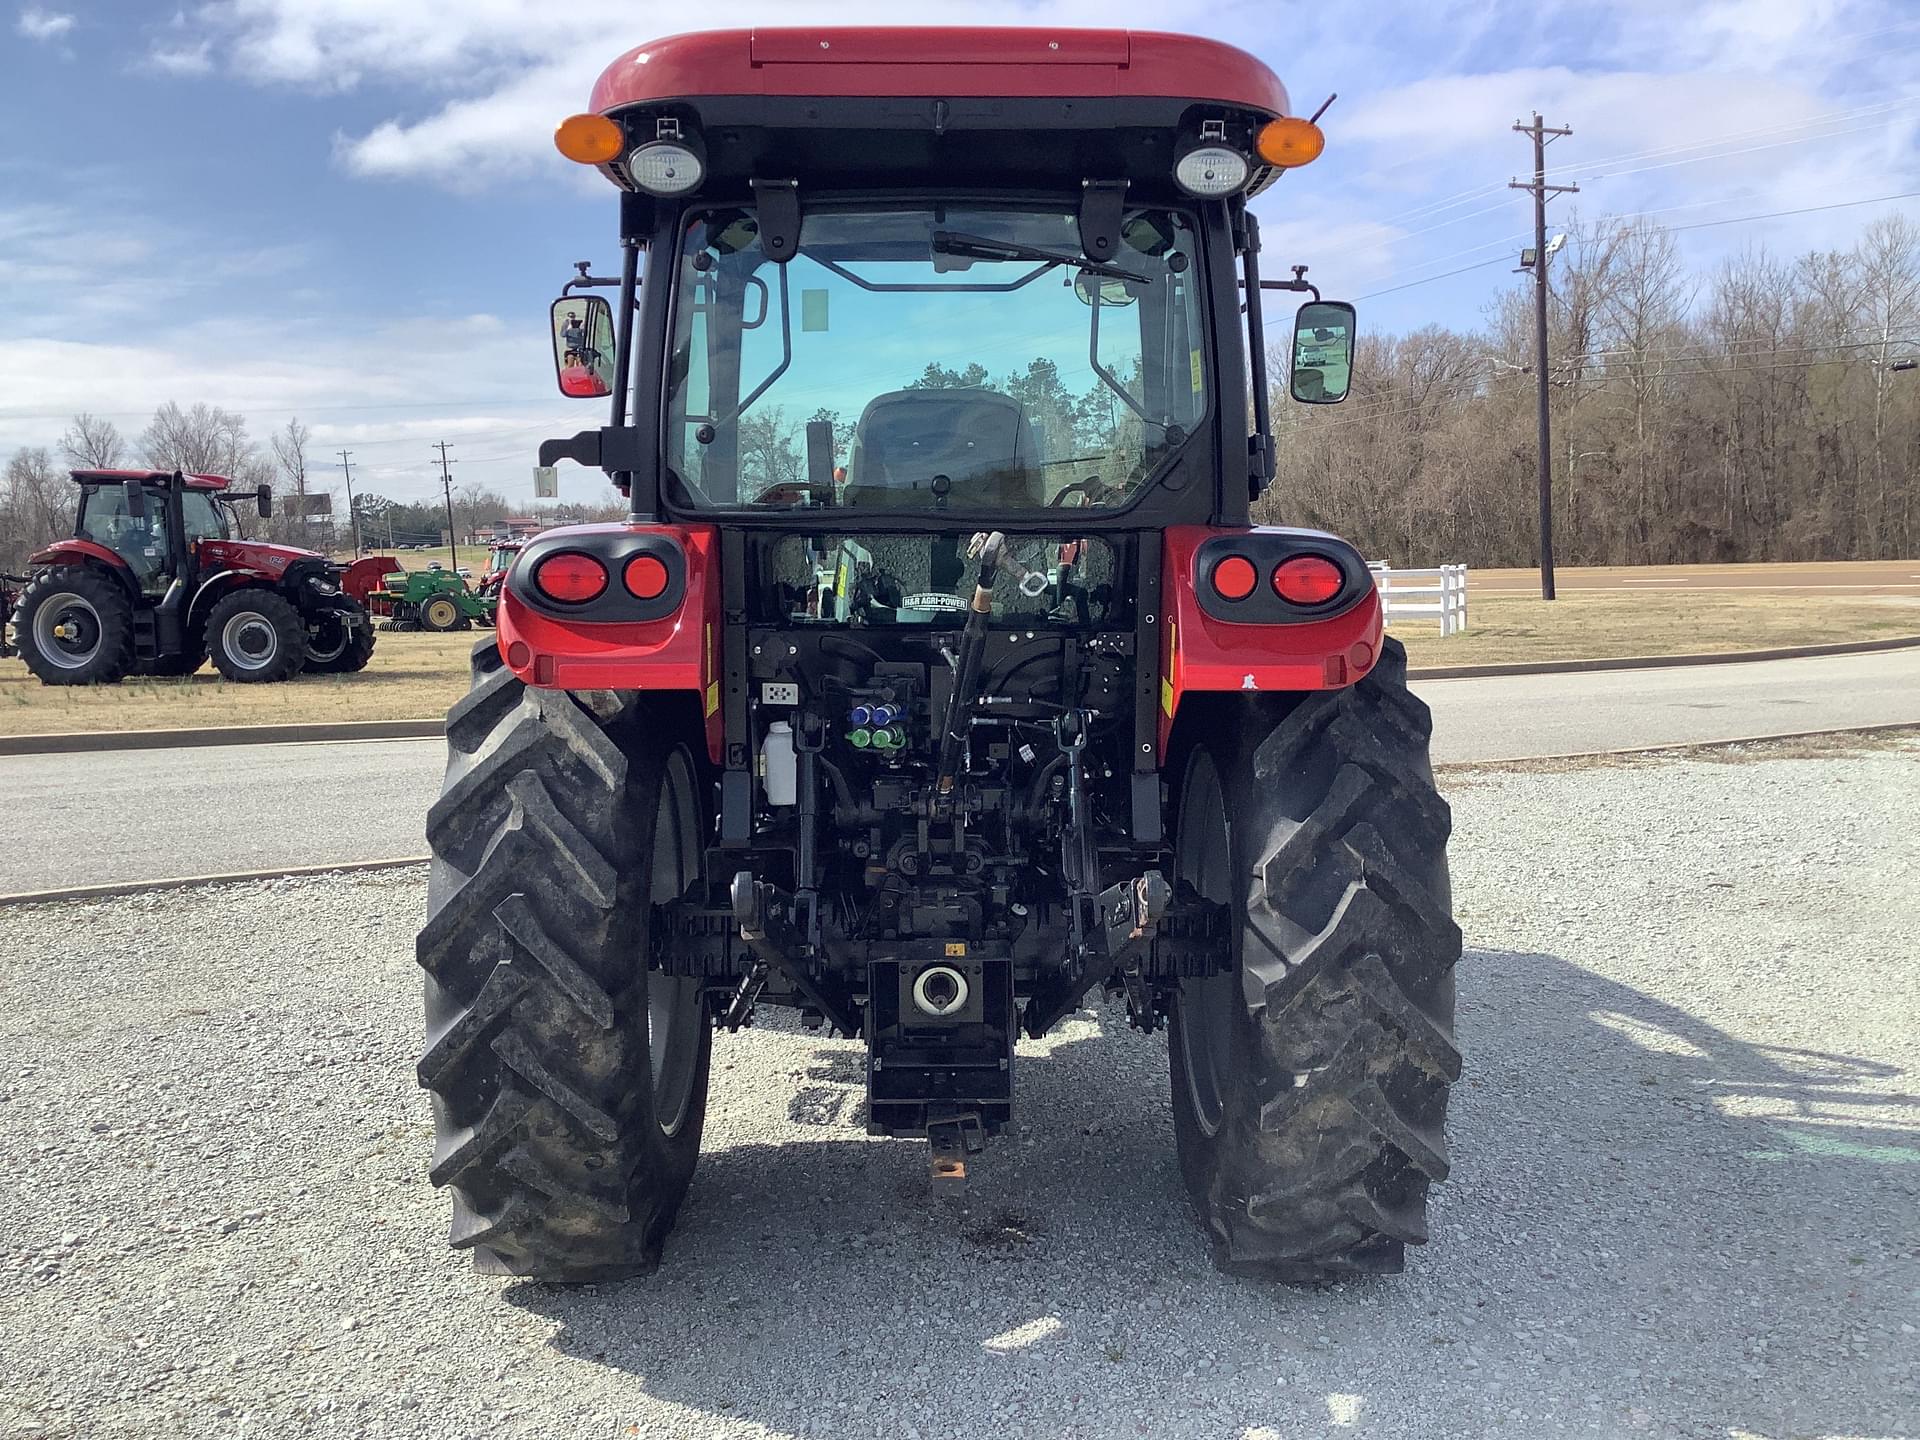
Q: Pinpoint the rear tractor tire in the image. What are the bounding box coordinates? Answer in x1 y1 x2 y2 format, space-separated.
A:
1168 637 1461 1281
207 589 307 683
14 565 135 686
417 639 712 1280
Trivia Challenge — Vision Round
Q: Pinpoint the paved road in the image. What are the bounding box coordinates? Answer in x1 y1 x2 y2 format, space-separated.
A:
1469 558 1920 594
3 648 1917 894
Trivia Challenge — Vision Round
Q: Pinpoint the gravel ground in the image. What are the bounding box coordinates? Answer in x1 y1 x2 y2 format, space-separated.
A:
2 743 1916 1439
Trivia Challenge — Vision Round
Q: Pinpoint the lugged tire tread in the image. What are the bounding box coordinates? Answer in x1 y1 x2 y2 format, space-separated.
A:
1174 636 1460 1282
416 659 710 1280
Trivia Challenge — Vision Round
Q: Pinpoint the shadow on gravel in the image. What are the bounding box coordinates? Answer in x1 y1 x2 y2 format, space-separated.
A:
503 951 1917 1440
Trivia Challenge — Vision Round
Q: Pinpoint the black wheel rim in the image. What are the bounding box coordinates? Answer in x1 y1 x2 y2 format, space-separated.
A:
647 750 705 1138
1173 750 1237 1138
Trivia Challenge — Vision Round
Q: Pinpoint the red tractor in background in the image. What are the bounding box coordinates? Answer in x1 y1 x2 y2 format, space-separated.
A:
417 27 1458 1287
475 539 523 600
9 469 375 685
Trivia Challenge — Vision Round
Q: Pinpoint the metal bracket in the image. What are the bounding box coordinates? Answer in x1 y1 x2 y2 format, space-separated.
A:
750 178 801 264
927 1112 986 1194
536 427 643 473
1077 179 1129 265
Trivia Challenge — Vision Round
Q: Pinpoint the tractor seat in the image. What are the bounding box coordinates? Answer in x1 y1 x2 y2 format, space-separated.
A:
841 389 1042 509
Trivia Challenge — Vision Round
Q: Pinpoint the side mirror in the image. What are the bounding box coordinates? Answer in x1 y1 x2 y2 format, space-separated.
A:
256 484 273 519
552 295 616 398
123 479 148 520
1290 300 1356 405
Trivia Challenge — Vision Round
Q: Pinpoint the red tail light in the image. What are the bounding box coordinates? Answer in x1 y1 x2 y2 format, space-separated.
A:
1209 555 1257 601
623 553 669 601
533 552 608 604
1272 556 1343 605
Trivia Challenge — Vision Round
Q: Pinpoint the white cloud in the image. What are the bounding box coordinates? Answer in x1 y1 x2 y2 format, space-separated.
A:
145 40 214 75
15 6 74 41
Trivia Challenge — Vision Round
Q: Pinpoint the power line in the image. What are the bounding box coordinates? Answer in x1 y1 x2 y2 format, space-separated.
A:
1356 255 1511 299
1352 188 1920 302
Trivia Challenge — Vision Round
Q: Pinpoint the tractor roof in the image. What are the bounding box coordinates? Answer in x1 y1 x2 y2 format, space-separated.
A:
70 468 232 492
590 28 1289 115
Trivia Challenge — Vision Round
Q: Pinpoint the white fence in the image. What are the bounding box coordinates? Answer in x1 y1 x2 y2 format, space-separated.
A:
1369 562 1469 637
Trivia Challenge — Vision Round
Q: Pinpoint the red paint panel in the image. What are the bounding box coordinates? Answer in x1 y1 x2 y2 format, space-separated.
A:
749 29 1129 66
592 28 1288 113
28 538 128 572
493 524 723 763
1158 525 1384 752
196 540 313 578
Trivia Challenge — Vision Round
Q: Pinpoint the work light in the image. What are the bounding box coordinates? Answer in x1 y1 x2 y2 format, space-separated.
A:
1172 144 1251 198
628 139 704 196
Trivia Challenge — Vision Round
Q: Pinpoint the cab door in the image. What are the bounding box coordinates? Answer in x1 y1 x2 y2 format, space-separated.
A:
78 483 171 595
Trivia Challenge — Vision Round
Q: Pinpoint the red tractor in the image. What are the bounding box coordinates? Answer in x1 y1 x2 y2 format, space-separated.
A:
475 539 523 600
419 28 1457 1286
10 469 375 684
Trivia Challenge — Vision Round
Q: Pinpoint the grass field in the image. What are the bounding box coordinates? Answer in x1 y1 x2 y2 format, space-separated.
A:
2 590 1915 738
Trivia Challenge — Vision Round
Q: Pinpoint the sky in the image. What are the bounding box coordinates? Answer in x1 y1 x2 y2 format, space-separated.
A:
2 0 1917 509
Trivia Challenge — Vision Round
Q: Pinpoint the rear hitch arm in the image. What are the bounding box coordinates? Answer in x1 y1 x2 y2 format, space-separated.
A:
728 871 858 1037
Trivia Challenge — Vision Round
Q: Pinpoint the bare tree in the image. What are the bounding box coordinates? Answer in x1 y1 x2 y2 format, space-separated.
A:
0 448 70 571
1258 212 1916 569
140 401 254 475
270 417 312 545
59 413 125 470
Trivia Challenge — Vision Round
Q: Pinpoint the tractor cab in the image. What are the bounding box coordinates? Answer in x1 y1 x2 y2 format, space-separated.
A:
61 469 266 595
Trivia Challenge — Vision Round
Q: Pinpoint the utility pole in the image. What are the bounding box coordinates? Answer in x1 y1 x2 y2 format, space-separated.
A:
1511 113 1577 601
433 441 459 573
336 449 361 556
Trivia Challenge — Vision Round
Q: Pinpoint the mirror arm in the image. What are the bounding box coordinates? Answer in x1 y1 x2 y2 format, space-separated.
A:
1238 206 1278 494
610 240 640 432
563 259 624 294
1241 267 1321 303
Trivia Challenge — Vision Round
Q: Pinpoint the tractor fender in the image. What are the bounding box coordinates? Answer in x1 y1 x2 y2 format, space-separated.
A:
186 571 271 631
26 541 139 599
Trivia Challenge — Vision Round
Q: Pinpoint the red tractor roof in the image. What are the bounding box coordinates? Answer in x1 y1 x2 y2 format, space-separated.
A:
590 28 1289 114
70 468 232 492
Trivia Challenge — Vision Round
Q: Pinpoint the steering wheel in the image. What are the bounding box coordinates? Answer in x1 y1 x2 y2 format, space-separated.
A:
1048 475 1114 508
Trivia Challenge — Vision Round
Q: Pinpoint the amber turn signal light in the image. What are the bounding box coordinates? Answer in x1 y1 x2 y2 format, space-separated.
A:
1256 116 1326 168
623 553 669 601
1272 555 1343 605
534 552 609 604
555 113 625 165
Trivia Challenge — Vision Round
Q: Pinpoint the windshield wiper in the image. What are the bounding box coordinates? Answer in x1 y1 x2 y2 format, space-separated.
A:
930 231 1138 283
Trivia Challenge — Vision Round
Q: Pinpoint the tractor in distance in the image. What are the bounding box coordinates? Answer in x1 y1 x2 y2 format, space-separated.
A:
10 469 375 684
417 26 1458 1286
475 539 524 600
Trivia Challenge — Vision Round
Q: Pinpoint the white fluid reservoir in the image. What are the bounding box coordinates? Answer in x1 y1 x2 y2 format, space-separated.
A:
762 720 797 806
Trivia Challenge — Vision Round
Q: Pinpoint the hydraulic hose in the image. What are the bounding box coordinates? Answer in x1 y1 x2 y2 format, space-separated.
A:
935 531 1005 797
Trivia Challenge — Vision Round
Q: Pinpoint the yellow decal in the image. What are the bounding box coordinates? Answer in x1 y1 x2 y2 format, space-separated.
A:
1161 676 1175 717
1190 348 1203 392
944 942 967 957
836 559 849 597
704 681 720 717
